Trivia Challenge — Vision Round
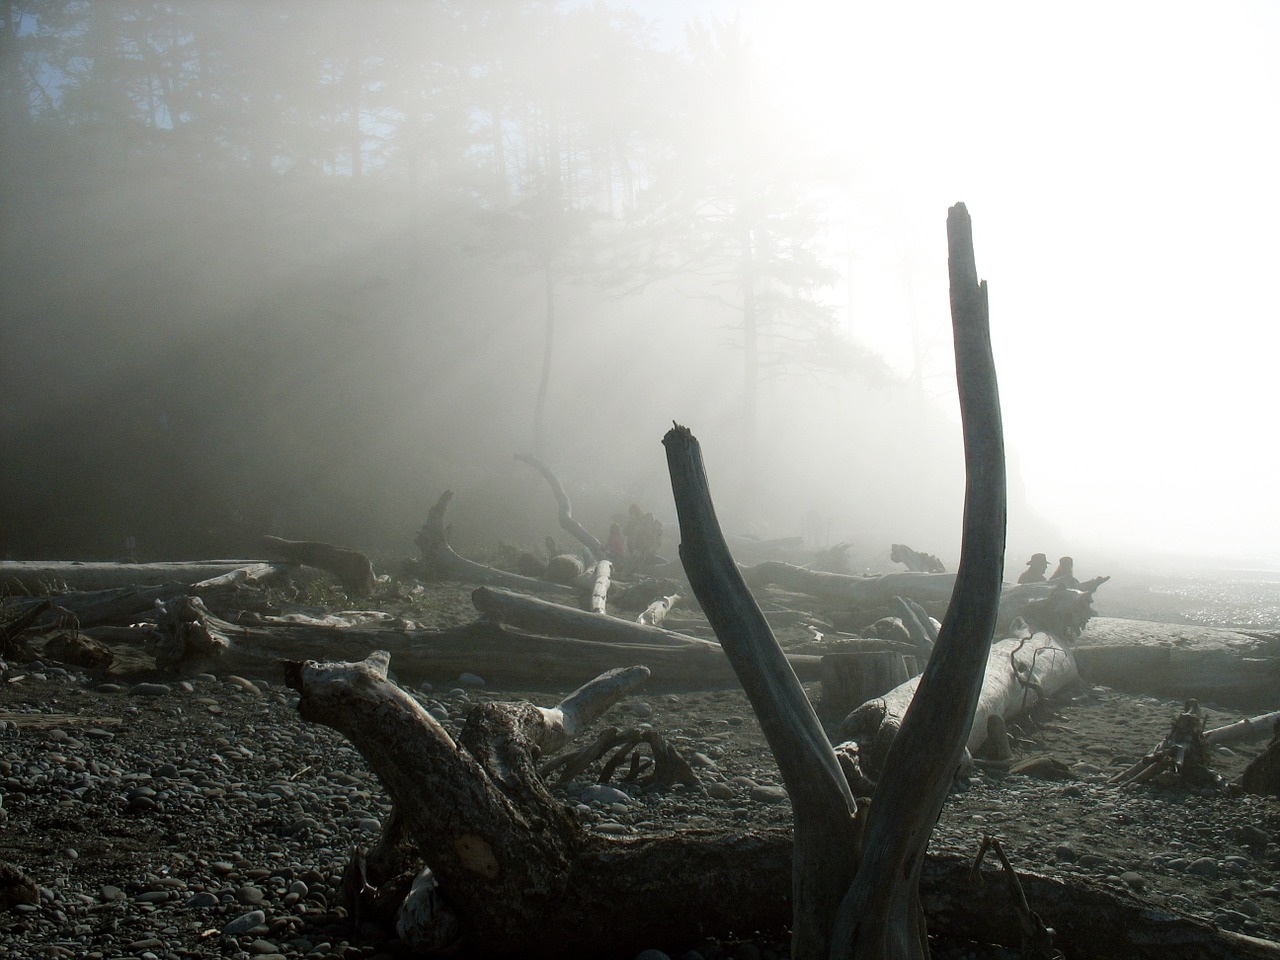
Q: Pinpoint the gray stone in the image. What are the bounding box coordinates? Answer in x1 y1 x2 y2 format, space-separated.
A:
1188 857 1219 877
705 782 734 800
222 909 267 935
581 784 632 806
748 784 788 804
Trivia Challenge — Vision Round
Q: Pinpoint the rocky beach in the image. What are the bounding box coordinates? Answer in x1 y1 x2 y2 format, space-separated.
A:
2 573 1280 960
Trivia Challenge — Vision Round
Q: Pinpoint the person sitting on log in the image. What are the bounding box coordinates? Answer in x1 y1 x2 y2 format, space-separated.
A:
1017 553 1049 584
1048 556 1078 586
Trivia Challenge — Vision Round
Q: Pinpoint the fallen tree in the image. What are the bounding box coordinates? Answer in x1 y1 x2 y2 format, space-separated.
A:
1074 623 1280 710
838 586 1099 775
743 561 1107 632
0 560 285 594
139 592 823 686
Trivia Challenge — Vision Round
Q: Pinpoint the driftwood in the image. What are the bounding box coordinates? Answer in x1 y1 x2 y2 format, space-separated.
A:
582 560 611 615
839 595 1089 777
1 564 287 633
890 543 946 573
141 592 822 686
1206 708 1280 745
820 650 914 717
0 560 284 594
743 563 1107 632
1110 699 1224 790
284 651 794 957
278 650 1280 960
261 536 377 595
637 593 679 627
1074 638 1280 710
413 491 574 597
515 454 605 561
471 586 718 649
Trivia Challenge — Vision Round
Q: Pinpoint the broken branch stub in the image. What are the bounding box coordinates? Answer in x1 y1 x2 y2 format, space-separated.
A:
664 423 859 960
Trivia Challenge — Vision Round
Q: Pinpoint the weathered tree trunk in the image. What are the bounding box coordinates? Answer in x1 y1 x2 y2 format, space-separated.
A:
637 593 679 627
2 564 285 631
278 653 1280 960
665 425 860 960
583 560 611 615
742 562 1104 635
1074 641 1280 710
820 651 913 718
838 628 1079 775
1207 709 1280 745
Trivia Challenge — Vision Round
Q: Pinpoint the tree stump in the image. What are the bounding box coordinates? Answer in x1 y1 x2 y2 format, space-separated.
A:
821 651 911 716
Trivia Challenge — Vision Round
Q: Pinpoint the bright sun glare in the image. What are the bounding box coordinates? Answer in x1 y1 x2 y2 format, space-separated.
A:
711 0 1280 562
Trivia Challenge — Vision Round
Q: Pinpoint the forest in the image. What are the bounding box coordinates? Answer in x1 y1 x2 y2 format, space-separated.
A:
0 0 1055 563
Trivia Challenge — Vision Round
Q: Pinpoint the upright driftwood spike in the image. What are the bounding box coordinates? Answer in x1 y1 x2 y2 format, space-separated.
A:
831 202 1007 960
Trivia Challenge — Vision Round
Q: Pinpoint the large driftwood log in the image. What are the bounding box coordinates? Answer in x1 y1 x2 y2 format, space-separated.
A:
284 652 793 957
841 631 1077 772
1074 638 1280 710
414 491 575 597
742 563 1106 635
2 564 285 632
471 586 719 649
0 560 283 594
143 595 822 685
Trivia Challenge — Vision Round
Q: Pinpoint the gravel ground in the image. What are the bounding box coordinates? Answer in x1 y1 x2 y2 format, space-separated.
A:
1 575 1279 959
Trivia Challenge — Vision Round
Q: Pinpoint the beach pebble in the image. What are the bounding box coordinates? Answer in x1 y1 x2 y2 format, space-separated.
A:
458 672 485 687
1188 857 1219 877
1119 871 1145 891
223 909 267 935
748 784 787 804
582 785 631 806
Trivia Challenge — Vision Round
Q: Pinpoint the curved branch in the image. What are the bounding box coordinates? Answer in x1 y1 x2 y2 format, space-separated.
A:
515 454 605 561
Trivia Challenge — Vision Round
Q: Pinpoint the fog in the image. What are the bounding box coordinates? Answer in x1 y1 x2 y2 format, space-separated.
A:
1 2 1273 573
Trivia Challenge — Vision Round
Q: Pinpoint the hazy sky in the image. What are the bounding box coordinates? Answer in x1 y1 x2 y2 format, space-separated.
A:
635 0 1279 562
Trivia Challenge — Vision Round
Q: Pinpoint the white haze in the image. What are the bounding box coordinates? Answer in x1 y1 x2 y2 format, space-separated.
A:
3 2 1276 572
644 0 1280 566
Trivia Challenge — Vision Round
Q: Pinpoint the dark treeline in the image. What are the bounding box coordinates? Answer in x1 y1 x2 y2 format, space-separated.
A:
0 1 1048 561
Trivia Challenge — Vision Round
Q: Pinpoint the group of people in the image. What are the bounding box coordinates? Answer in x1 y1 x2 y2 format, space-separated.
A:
1017 553 1078 586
